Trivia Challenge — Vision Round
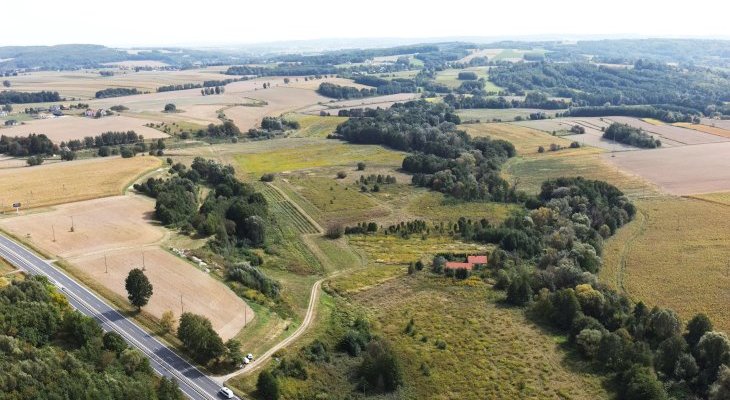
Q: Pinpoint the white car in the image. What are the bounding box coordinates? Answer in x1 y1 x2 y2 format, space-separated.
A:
247 353 254 360
242 357 250 365
218 387 234 399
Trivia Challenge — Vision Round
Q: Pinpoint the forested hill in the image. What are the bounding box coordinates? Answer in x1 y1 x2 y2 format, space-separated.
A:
490 61 730 112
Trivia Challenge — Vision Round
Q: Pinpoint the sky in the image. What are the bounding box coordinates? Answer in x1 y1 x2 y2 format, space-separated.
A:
1 0 729 47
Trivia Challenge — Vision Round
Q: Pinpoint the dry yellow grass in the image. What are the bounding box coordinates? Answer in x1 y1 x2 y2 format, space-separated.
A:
641 118 666 126
347 275 610 399
348 234 489 266
689 191 730 205
673 122 730 139
0 156 160 212
464 122 576 155
601 196 730 333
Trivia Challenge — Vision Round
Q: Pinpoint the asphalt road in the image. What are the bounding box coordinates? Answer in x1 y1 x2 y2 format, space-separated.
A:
0 233 228 400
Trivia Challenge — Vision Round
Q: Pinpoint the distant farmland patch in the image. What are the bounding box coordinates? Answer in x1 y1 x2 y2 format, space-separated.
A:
0 115 167 144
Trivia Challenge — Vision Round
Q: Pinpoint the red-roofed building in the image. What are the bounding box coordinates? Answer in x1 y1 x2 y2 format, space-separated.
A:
445 262 473 270
467 255 488 265
444 255 488 271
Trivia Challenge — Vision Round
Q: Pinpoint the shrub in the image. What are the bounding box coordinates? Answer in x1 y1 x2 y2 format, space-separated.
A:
336 171 347 179
26 155 44 166
357 162 366 170
260 173 275 182
326 223 344 239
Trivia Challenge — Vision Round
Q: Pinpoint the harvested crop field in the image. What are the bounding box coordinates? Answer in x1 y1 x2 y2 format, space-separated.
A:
458 108 564 122
223 86 329 130
0 156 160 211
0 115 167 143
700 118 730 131
604 142 730 195
300 93 419 115
606 116 729 146
601 196 730 333
674 122 730 139
512 117 641 151
0 195 252 340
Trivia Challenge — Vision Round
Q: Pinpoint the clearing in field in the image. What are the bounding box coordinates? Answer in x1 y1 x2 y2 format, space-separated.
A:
282 176 386 226
601 196 730 333
345 274 610 399
434 67 502 93
287 114 348 138
0 156 160 212
0 195 252 340
0 115 167 143
407 191 519 225
348 234 488 266
234 140 405 176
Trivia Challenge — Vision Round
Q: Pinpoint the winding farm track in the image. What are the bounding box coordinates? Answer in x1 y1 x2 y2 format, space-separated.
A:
615 209 648 294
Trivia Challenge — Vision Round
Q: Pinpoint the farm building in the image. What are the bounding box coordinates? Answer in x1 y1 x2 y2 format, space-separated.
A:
445 255 488 271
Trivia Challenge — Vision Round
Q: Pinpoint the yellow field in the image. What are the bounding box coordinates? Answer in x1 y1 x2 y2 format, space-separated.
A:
0 156 160 212
348 234 489 266
601 196 730 333
673 122 730 139
689 191 730 205
641 118 666 126
234 141 405 175
287 114 348 138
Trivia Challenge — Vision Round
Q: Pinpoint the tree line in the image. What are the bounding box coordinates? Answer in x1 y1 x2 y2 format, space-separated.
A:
0 90 60 104
60 130 144 150
0 133 57 156
317 82 376 99
95 88 140 98
352 76 417 95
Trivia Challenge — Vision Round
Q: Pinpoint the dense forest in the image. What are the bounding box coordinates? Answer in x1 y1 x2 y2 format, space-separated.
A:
317 82 376 99
352 76 417 95
95 88 141 99
0 90 60 104
334 101 517 202
0 276 183 399
489 61 730 112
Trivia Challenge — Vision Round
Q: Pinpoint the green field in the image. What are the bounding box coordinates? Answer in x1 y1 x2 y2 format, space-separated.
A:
407 191 518 225
234 141 405 176
287 114 348 138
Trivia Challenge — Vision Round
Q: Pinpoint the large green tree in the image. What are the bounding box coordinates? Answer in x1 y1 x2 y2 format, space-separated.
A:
177 312 225 363
125 268 153 310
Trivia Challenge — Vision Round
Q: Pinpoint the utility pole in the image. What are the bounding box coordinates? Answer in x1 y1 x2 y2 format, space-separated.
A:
142 251 146 271
70 216 75 232
52 225 56 242
104 254 108 274
180 294 184 314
